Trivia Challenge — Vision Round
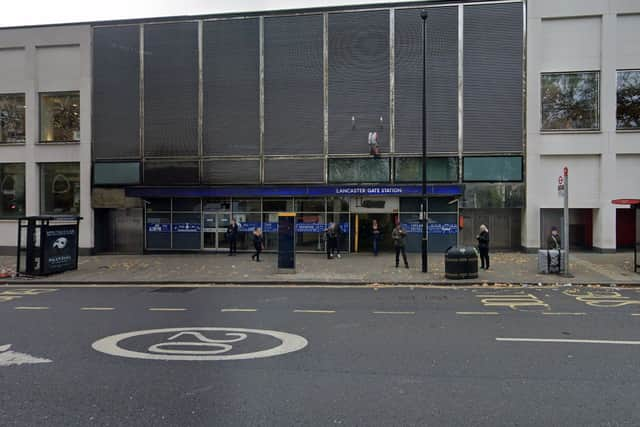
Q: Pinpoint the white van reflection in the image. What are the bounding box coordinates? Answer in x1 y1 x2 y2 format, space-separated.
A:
147 331 248 355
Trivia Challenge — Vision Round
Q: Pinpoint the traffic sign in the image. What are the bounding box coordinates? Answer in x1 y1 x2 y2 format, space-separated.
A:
563 166 568 176
557 175 565 191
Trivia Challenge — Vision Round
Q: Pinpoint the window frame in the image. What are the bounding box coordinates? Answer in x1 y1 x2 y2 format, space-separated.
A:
540 71 601 132
328 157 391 184
0 163 26 219
39 162 81 215
38 91 81 143
0 93 26 144
462 156 523 183
394 156 459 183
92 161 141 187
616 69 640 131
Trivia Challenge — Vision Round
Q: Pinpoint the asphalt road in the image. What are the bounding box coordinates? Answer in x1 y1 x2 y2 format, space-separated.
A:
2 284 640 426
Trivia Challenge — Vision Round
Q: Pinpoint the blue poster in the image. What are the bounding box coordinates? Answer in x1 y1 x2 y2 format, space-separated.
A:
401 223 458 234
172 223 201 233
147 223 170 233
238 222 262 232
262 222 278 233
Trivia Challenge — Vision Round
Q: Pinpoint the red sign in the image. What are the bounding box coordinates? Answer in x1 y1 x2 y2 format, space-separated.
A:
611 199 640 205
563 166 568 176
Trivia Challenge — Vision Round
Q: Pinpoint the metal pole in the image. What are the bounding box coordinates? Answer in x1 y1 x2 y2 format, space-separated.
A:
563 169 571 277
421 10 428 273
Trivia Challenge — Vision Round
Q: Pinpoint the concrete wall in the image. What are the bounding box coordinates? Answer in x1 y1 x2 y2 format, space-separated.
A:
0 25 93 253
525 0 640 251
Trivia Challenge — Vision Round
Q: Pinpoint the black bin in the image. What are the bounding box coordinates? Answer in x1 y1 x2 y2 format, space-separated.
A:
445 246 478 279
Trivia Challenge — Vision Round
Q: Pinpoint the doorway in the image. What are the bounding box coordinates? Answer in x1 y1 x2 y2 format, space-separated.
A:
353 213 396 253
203 212 231 250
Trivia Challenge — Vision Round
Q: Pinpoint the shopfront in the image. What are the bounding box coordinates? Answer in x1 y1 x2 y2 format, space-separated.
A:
130 185 462 253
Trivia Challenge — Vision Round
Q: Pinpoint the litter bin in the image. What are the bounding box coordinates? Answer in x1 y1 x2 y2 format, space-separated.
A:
17 216 82 276
445 246 478 279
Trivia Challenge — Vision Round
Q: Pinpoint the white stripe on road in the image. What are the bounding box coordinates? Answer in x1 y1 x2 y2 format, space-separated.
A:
542 312 586 316
631 314 640 316
81 307 115 311
148 308 187 312
293 309 335 314
456 311 499 315
14 306 49 310
221 308 257 312
497 338 640 345
373 311 415 315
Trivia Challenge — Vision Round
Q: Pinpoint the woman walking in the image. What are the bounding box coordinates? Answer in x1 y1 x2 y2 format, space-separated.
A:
476 224 490 270
251 227 264 262
372 219 381 256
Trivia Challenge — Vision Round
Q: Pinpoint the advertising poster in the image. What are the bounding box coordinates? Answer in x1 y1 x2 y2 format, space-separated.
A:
42 224 78 274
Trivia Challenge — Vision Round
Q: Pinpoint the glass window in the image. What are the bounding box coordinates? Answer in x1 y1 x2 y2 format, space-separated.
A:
173 198 201 212
617 70 640 130
93 162 140 186
0 94 26 143
541 72 600 131
203 198 231 212
329 158 390 183
40 163 80 215
147 198 171 212
395 157 458 182
232 199 261 213
327 197 349 212
463 157 523 182
40 92 80 142
263 199 293 212
295 198 325 212
0 163 26 218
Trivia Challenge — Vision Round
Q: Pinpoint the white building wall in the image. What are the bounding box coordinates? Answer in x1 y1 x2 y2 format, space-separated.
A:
0 25 93 253
525 0 640 251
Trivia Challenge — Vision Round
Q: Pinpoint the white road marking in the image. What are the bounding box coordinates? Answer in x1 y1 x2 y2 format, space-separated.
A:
221 308 257 312
0 344 52 366
293 309 336 314
456 311 499 315
497 338 640 345
372 311 415 315
14 306 49 310
542 312 586 316
631 314 640 316
92 327 308 361
81 307 115 311
148 308 187 312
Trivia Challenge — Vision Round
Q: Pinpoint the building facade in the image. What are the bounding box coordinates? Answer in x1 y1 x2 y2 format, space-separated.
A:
15 0 640 256
525 0 640 252
0 25 93 254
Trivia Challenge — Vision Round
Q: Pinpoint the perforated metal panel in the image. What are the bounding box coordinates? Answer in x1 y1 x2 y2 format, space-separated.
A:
463 3 523 153
395 7 458 154
328 11 389 154
264 15 323 155
144 22 199 156
202 159 260 184
93 26 140 159
203 19 260 156
143 160 199 185
264 158 324 183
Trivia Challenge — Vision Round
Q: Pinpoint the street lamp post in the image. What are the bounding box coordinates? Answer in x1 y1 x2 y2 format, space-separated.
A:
420 10 429 273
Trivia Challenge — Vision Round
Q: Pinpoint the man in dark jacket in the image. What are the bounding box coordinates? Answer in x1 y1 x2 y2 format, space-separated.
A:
547 226 561 250
392 223 409 268
227 219 238 256
476 224 490 270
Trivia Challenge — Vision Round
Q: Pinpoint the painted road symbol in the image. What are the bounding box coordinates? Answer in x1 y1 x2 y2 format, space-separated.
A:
0 288 57 303
563 289 640 308
0 344 52 367
476 292 549 311
92 327 308 361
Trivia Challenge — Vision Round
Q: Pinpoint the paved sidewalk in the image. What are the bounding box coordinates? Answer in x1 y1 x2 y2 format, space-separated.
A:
0 251 638 285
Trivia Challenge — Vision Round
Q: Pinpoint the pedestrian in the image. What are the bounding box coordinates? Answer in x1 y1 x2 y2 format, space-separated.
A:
392 223 409 269
476 224 490 270
325 223 336 259
333 223 342 259
226 218 238 256
372 219 381 256
251 227 264 262
547 226 561 250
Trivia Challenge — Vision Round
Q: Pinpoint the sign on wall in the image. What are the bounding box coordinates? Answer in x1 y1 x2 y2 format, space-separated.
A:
42 224 78 274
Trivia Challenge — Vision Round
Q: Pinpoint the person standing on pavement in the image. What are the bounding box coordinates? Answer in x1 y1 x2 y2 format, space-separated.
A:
325 223 337 259
476 224 490 270
251 227 264 262
226 218 239 256
333 222 342 259
392 223 409 269
547 226 561 250
372 219 381 256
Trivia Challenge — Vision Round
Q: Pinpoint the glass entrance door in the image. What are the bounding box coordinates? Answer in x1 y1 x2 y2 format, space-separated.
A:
203 213 231 250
